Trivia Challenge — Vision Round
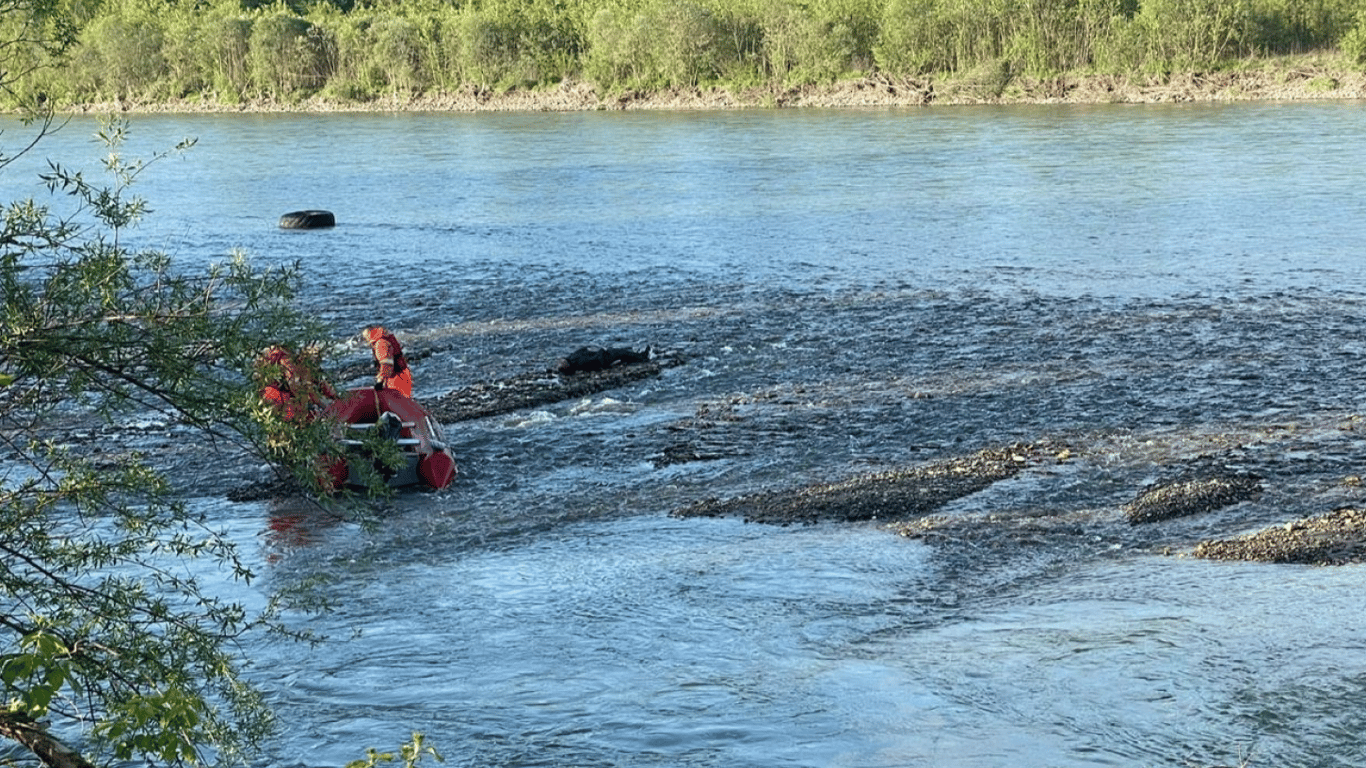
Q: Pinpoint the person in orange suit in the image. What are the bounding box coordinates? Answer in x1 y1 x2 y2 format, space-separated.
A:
256 345 345 491
362 325 413 398
257 345 337 422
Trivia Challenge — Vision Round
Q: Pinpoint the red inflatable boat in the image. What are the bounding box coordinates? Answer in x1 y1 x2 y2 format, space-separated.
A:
321 387 456 490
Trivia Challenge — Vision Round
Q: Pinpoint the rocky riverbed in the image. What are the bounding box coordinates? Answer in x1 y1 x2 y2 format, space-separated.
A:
674 425 1366 567
285 346 1366 568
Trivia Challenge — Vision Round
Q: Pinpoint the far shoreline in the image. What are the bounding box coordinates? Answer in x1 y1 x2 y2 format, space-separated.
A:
62 61 1366 115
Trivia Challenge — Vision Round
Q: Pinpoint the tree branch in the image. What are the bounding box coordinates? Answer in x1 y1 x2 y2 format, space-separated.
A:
0 712 96 768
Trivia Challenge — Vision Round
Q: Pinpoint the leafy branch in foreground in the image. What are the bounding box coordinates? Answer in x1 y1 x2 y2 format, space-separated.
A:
0 114 333 768
346 732 445 768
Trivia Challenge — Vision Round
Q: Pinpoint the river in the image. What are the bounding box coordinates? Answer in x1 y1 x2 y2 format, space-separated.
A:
6 101 1366 767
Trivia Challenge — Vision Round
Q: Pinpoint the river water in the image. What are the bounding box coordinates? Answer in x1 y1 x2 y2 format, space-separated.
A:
8 101 1366 767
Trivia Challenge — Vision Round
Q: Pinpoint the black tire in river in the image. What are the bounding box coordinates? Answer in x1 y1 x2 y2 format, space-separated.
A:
278 210 336 229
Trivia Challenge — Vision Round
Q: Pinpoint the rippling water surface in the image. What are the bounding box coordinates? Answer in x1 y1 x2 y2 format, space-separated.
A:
6 102 1366 767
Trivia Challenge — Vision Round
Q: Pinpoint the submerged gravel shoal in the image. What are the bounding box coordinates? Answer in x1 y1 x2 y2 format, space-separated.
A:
674 443 1048 525
1192 507 1366 565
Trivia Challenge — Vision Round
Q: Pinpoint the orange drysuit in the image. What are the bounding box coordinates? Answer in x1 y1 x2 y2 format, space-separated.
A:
258 346 337 421
363 326 413 398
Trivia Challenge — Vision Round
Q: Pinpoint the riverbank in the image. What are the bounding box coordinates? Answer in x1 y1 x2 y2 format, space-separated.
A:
68 57 1366 114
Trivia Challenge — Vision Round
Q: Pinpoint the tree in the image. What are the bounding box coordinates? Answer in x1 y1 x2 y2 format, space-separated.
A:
0 112 334 767
0 0 79 109
0 0 424 760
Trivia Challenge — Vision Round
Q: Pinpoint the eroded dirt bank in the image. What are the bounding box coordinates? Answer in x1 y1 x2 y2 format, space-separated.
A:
72 62 1366 114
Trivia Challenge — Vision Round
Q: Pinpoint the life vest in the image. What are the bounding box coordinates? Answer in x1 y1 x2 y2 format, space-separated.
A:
365 328 408 377
257 346 335 420
380 332 408 377
364 328 413 397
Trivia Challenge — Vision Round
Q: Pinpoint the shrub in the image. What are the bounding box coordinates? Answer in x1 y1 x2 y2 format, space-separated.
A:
1342 18 1366 66
201 15 255 99
648 0 722 87
450 9 524 88
82 14 166 99
758 0 852 82
369 15 424 93
248 10 329 98
584 6 653 89
1134 0 1250 66
876 0 970 74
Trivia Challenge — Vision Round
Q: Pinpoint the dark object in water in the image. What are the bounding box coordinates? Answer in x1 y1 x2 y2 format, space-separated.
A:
279 210 336 229
425 352 681 424
556 345 651 375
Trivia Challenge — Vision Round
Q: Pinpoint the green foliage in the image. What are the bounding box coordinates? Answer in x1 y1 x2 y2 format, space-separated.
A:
2 0 1363 106
1 630 72 719
583 5 652 89
442 0 587 90
0 0 80 107
1131 0 1249 67
346 732 445 768
450 9 518 87
877 0 1012 74
368 15 422 93
1341 9 1366 65
0 115 334 767
205 14 255 100
875 0 947 74
751 0 857 83
248 5 327 97
340 419 412 489
1250 0 1358 54
307 5 377 99
706 5 765 83
479 0 587 84
82 13 166 100
647 0 721 87
871 0 1362 78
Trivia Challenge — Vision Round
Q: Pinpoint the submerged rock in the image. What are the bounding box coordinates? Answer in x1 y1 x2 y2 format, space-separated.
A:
1192 507 1366 565
423 351 681 424
674 443 1043 525
1123 472 1262 524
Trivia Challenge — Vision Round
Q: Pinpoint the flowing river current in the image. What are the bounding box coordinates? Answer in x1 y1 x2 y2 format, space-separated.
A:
7 101 1366 767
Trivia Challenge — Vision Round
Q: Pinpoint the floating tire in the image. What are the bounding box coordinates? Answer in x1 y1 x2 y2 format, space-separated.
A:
278 210 336 229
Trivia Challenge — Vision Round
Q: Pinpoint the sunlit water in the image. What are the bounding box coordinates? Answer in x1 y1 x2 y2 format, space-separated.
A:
5 102 1366 767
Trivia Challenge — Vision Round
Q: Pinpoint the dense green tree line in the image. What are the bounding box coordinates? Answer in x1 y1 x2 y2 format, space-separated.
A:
4 0 1366 105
